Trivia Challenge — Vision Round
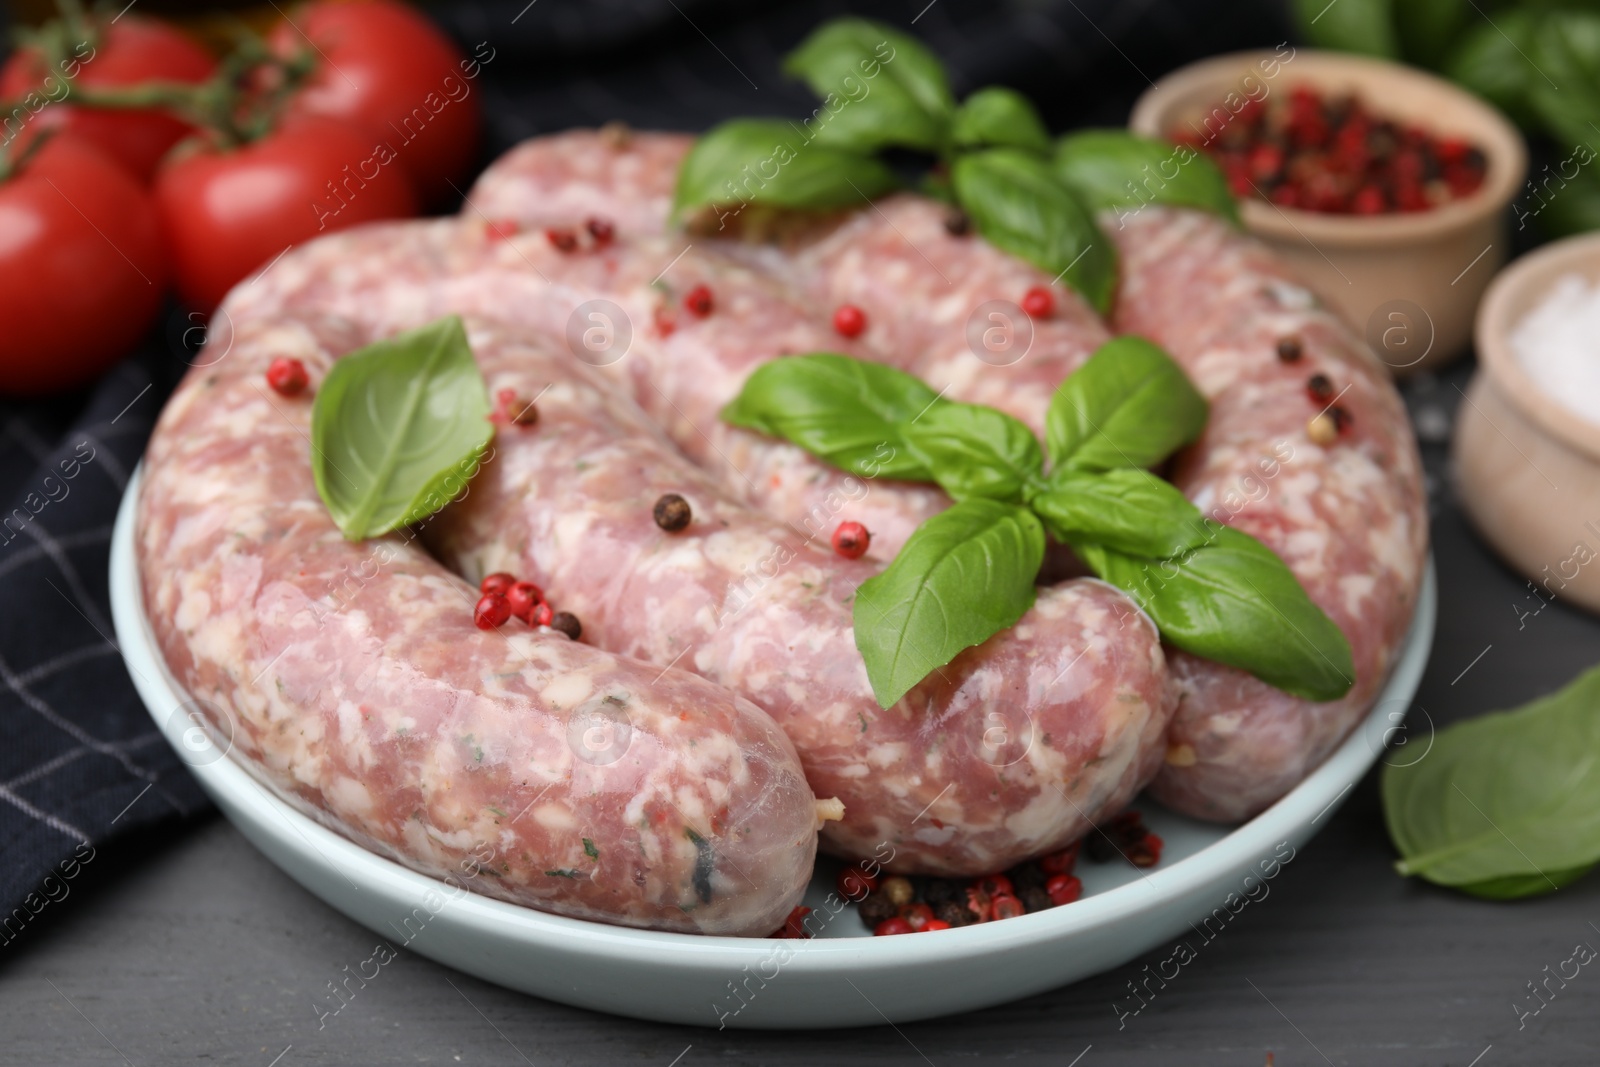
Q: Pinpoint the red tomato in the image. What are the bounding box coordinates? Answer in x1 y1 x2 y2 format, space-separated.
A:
155 115 418 311
0 136 167 394
0 16 216 182
272 0 482 205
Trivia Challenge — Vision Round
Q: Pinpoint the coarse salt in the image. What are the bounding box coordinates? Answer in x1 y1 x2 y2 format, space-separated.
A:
1510 273 1600 425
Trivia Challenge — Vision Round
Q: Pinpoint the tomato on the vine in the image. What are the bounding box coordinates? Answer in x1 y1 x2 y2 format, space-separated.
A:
0 135 168 395
0 15 216 182
271 0 482 205
155 114 417 311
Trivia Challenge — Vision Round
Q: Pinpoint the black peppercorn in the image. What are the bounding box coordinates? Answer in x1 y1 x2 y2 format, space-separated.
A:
1276 336 1303 363
935 899 977 927
857 893 898 926
943 210 971 236
1306 373 1335 402
653 493 692 532
550 611 582 641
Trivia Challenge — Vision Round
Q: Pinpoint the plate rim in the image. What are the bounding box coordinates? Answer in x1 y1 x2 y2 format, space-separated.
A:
111 461 1436 974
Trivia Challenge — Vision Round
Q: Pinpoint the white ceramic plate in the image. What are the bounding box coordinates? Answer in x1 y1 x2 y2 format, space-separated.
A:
110 466 1436 1029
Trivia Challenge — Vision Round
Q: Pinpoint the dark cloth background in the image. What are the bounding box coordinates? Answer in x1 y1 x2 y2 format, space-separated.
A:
0 0 1292 929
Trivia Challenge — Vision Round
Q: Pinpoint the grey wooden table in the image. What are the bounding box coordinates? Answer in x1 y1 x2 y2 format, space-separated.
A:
2 366 1598 1065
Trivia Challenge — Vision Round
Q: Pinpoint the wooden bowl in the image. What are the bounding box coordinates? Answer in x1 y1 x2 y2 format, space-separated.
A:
1454 231 1600 615
1130 49 1526 375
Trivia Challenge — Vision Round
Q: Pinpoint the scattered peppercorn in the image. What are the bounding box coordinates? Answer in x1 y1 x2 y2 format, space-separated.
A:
266 357 309 397
1021 286 1054 319
990 894 1026 921
1306 373 1335 403
832 521 870 560
1307 411 1339 446
530 601 555 628
506 581 544 623
880 875 915 908
653 493 692 532
1276 336 1303 363
858 892 899 926
833 304 867 338
683 283 714 317
494 388 539 427
550 611 582 640
1039 842 1081 874
902 902 936 930
480 572 517 597
586 216 615 246
545 227 578 252
474 592 511 630
1046 873 1083 906
944 210 971 236
922 918 953 932
874 917 914 936
935 899 977 927
1329 404 1353 434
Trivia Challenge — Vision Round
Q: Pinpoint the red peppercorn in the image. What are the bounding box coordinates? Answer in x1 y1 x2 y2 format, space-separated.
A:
965 885 992 920
1020 286 1054 319
480 572 517 597
922 918 953 932
506 581 544 623
836 864 879 901
683 284 713 318
585 216 614 246
990 894 1026 921
902 902 935 931
770 905 813 939
1130 833 1164 868
973 874 1014 900
486 219 519 242
474 592 511 630
545 228 577 252
873 917 914 936
653 305 677 337
1045 873 1083 906
1039 841 1081 875
530 601 554 628
266 357 309 397
833 304 867 338
832 521 870 560
1351 185 1386 215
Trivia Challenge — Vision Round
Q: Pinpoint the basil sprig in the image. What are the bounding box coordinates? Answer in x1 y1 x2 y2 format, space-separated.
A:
722 345 1353 707
1384 664 1600 900
310 315 493 541
1053 130 1240 225
782 18 954 153
950 86 1052 153
672 119 900 223
673 17 1132 312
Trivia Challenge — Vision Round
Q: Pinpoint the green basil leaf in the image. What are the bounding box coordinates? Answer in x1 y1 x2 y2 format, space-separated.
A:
1046 336 1208 472
1383 664 1600 899
1053 129 1239 224
950 86 1051 154
1292 0 1399 57
1030 468 1208 558
855 499 1045 708
1525 13 1600 154
311 315 492 541
720 353 937 480
951 148 1116 314
782 17 954 153
671 119 899 223
901 401 1043 503
1445 12 1542 130
1074 525 1354 702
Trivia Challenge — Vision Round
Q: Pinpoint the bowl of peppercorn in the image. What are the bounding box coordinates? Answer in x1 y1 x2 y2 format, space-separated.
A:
1131 49 1525 374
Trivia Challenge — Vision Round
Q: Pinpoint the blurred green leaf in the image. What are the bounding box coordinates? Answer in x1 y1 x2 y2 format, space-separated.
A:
1445 10 1543 129
1293 0 1400 57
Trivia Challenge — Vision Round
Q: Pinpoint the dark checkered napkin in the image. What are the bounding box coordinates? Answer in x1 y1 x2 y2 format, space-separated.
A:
0 342 207 931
